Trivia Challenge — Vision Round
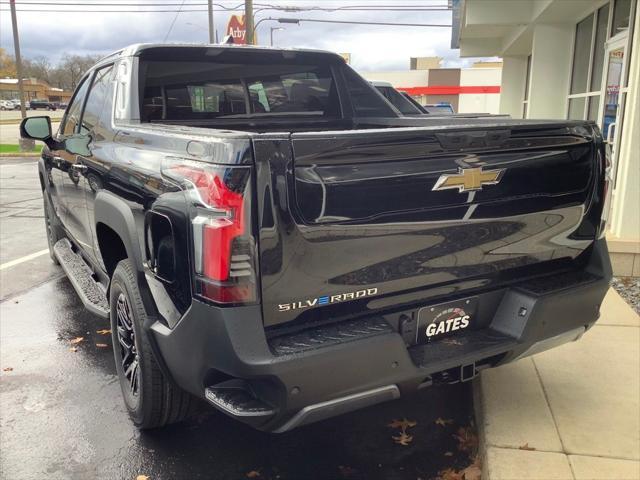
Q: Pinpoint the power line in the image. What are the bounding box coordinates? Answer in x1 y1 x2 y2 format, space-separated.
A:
0 8 450 13
0 0 446 4
0 1 449 10
257 17 452 28
163 0 186 41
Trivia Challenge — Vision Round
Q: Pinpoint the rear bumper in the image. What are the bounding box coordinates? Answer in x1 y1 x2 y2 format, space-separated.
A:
150 239 612 432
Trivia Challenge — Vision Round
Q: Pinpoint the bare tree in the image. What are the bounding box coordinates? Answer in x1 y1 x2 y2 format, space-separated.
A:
6 52 104 90
22 56 52 83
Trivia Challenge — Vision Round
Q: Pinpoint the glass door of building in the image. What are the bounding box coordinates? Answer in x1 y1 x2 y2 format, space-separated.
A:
598 35 628 232
599 38 627 185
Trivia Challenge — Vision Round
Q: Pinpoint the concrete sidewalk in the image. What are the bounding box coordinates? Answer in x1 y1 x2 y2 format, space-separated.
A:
475 289 640 480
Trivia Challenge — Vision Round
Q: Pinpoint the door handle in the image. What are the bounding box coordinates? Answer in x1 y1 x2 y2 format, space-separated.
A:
606 122 616 144
71 163 88 172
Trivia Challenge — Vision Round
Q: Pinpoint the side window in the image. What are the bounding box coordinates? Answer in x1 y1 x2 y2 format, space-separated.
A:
61 78 90 136
80 65 114 135
343 67 395 118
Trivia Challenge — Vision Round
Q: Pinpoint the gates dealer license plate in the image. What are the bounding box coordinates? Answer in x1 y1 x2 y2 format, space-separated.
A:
416 297 478 344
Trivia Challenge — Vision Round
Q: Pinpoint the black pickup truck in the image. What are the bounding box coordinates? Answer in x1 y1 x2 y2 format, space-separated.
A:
21 44 612 433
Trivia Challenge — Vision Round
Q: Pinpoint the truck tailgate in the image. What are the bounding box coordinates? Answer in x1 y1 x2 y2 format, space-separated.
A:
254 123 602 328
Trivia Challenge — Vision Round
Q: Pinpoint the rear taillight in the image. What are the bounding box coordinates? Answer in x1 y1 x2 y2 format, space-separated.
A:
163 159 257 304
598 144 614 239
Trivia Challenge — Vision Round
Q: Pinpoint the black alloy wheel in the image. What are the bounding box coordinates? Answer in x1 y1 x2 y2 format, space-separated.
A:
110 259 198 429
115 292 140 399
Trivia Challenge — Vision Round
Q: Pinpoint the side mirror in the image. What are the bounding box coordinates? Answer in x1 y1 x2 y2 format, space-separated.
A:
20 116 60 149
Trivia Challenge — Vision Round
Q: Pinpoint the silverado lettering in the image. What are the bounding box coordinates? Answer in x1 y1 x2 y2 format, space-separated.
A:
278 288 379 312
21 44 612 433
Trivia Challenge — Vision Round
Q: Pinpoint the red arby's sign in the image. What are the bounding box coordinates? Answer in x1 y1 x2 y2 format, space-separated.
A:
227 15 247 44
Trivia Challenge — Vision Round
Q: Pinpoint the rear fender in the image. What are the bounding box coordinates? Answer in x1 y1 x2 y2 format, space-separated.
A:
94 190 180 386
94 190 144 274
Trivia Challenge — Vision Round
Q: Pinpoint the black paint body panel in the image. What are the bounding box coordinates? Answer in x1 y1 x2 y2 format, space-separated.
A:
256 125 604 327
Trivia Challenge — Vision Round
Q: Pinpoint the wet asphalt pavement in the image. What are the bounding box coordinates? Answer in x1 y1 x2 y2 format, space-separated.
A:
0 159 476 480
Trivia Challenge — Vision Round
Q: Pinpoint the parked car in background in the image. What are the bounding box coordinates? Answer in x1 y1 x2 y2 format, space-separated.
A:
29 99 57 110
10 99 30 110
21 44 611 434
0 99 32 110
424 103 455 115
54 101 69 110
370 80 425 116
372 80 508 118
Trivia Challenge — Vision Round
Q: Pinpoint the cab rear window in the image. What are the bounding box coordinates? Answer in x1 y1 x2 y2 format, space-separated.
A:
140 59 339 122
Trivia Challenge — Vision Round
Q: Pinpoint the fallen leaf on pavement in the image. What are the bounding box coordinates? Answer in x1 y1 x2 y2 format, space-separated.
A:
435 417 454 427
136 476 150 480
69 337 84 344
246 471 260 478
3 367 13 372
96 329 111 335
519 443 536 451
387 418 417 430
453 426 478 453
338 465 356 477
461 456 482 480
95 343 109 348
392 431 413 446
69 347 78 352
438 468 464 480
438 455 481 480
462 464 481 480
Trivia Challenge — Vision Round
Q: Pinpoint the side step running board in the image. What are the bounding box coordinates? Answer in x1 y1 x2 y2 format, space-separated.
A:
205 379 276 419
53 238 109 318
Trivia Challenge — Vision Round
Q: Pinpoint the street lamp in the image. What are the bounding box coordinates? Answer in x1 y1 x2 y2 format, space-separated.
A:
253 17 300 41
270 27 284 46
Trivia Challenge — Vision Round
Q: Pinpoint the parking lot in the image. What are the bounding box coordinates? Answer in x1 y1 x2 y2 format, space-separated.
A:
0 158 477 480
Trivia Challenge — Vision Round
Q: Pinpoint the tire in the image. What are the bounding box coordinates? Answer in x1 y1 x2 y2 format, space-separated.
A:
110 259 197 429
43 193 62 265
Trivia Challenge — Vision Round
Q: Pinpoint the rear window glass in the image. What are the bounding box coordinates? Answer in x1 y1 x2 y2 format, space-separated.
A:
140 60 339 122
376 86 423 115
343 67 395 117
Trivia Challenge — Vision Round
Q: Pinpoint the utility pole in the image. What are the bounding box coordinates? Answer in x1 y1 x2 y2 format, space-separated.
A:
9 0 34 152
207 0 215 43
245 0 254 45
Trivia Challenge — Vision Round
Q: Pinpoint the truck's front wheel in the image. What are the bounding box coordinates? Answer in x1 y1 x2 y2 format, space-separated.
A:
110 259 197 429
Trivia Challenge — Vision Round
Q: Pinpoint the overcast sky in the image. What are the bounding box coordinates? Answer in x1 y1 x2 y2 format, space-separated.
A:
0 0 497 72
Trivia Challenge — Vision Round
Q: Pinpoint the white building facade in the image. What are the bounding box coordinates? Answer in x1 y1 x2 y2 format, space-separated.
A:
453 0 639 275
360 67 502 114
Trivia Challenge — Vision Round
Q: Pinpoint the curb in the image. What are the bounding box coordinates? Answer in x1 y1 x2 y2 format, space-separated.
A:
472 378 490 479
0 152 41 158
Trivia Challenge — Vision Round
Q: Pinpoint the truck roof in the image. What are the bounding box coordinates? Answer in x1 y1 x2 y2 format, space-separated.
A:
100 43 346 63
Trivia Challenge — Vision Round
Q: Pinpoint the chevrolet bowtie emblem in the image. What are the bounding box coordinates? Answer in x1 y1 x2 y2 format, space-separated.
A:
432 167 505 193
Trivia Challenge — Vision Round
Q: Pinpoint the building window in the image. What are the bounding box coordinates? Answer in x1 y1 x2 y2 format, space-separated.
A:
522 55 531 117
612 0 632 36
570 14 594 95
566 5 610 121
591 5 610 91
568 97 587 120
